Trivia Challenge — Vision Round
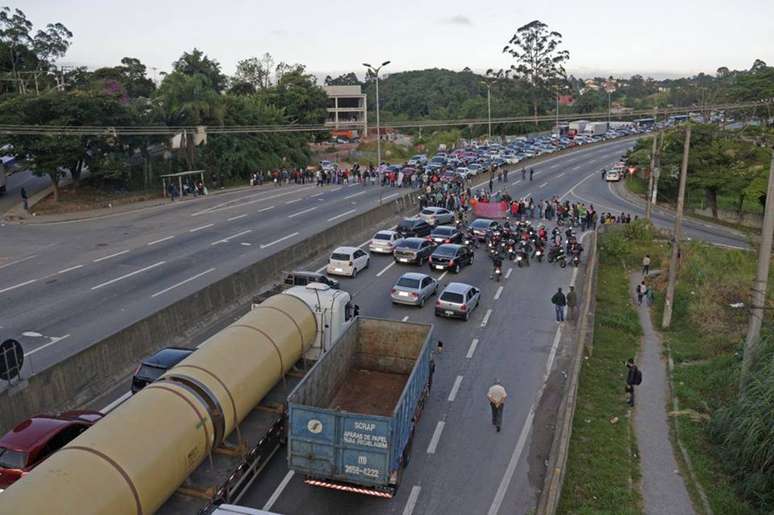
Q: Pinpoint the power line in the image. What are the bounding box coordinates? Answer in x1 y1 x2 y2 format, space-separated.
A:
0 100 769 137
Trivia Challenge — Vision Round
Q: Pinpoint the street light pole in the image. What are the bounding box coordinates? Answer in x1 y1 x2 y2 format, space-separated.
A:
487 84 492 140
608 90 612 125
363 61 390 166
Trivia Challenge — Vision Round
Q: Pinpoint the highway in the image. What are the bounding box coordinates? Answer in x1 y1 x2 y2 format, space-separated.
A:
19 135 747 514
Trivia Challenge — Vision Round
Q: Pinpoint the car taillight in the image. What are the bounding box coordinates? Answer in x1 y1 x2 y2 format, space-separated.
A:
444 239 451 243
410 292 418 297
460 304 467 311
391 288 397 294
436 301 442 308
449 259 455 266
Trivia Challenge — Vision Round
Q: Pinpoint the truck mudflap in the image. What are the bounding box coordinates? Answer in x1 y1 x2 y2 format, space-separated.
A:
304 477 395 498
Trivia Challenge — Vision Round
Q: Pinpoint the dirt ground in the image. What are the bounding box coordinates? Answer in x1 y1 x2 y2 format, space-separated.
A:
328 369 408 416
33 185 162 215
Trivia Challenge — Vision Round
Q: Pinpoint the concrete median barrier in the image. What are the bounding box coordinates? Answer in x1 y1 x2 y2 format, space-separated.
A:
0 190 418 434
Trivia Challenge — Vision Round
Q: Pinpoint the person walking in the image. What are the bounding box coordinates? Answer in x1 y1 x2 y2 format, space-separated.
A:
566 285 578 321
488 176 493 194
428 357 435 391
642 254 651 276
636 281 646 305
551 287 567 322
529 168 534 181
625 358 641 407
487 381 508 432
20 187 28 211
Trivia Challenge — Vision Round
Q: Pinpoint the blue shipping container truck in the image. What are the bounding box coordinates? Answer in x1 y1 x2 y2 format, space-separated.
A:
287 317 433 497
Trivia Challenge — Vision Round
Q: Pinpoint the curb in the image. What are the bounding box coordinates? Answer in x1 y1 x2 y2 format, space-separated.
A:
536 229 600 515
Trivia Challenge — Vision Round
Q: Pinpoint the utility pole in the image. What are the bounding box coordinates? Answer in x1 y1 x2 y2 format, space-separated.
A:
645 132 658 221
741 150 774 387
662 125 691 329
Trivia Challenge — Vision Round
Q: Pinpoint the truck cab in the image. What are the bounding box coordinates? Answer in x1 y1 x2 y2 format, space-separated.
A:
283 284 356 358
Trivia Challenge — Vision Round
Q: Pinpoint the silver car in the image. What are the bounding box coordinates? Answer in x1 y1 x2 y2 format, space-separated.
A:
369 230 401 254
391 273 438 307
434 282 480 321
420 207 454 226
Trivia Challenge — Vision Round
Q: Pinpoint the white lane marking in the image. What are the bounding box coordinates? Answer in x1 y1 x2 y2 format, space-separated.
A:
151 268 216 298
539 182 548 189
191 188 309 216
557 172 566 177
257 205 275 213
310 192 325 198
190 223 214 232
241 242 251 246
91 261 166 290
147 235 175 246
505 268 513 279
344 191 367 200
0 279 37 294
486 324 564 515
376 261 395 277
285 198 302 205
227 214 247 221
93 250 129 263
466 338 479 359
330 187 343 192
263 471 295 511
560 171 598 202
383 192 400 201
328 209 356 222
549 164 560 169
0 254 38 270
288 207 318 218
438 271 448 282
58 265 84 274
448 375 464 402
494 286 504 300
101 391 132 413
23 334 70 357
481 309 493 328
402 316 410 322
544 326 563 382
211 230 253 245
260 232 299 249
427 421 446 454
571 165 581 170
402 486 422 515
22 331 43 338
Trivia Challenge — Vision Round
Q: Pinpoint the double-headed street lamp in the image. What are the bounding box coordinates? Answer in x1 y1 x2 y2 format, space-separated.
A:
480 80 494 140
363 60 390 166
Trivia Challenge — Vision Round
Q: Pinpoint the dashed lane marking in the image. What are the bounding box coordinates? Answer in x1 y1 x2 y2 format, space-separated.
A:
93 250 129 262
481 309 493 328
494 286 504 300
151 268 216 298
448 375 463 402
426 421 445 454
260 232 299 249
466 338 479 359
147 235 175 246
91 261 166 290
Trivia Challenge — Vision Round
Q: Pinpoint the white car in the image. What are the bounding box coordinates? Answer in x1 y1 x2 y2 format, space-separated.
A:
605 170 622 182
327 246 370 278
420 207 454 226
369 230 401 254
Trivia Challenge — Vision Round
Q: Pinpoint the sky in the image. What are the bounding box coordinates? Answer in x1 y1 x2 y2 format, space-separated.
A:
18 0 774 80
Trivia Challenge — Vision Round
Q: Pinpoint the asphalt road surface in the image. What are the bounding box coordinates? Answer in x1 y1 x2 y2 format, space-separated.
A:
59 136 750 515
1 136 747 376
0 169 50 214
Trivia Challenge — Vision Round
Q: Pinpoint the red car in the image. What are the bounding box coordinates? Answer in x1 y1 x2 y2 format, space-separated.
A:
0 410 103 490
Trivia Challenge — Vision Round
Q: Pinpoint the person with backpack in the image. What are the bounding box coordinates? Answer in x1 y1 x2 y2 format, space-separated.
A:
625 358 642 407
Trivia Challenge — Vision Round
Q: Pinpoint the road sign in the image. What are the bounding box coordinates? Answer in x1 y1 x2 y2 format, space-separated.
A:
0 338 24 381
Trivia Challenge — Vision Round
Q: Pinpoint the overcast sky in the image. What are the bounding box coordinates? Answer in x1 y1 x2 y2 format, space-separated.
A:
19 0 774 80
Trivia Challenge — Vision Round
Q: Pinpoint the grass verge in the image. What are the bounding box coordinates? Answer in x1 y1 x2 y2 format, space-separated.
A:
557 224 664 514
650 242 772 514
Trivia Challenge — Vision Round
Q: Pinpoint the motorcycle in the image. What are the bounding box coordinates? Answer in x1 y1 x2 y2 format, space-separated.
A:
556 251 567 269
534 247 544 263
572 254 581 267
494 265 502 282
516 246 530 268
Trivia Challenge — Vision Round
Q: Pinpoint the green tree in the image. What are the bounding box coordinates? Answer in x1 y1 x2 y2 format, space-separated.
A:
234 54 274 91
0 92 131 199
498 20 570 125
172 48 226 93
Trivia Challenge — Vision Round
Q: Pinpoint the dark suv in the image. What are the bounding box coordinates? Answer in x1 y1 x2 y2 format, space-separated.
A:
131 347 194 394
429 244 474 273
284 271 340 289
394 237 436 265
396 217 432 238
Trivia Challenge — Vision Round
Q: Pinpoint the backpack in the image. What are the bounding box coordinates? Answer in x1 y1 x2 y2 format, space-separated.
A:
633 368 643 385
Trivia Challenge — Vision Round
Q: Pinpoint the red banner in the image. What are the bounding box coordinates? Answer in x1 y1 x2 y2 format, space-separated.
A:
472 201 509 219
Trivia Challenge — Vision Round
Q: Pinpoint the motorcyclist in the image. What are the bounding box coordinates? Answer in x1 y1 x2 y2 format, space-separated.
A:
491 251 504 279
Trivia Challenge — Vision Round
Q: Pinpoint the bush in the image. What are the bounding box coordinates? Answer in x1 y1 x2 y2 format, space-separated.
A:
622 219 655 241
709 338 774 511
